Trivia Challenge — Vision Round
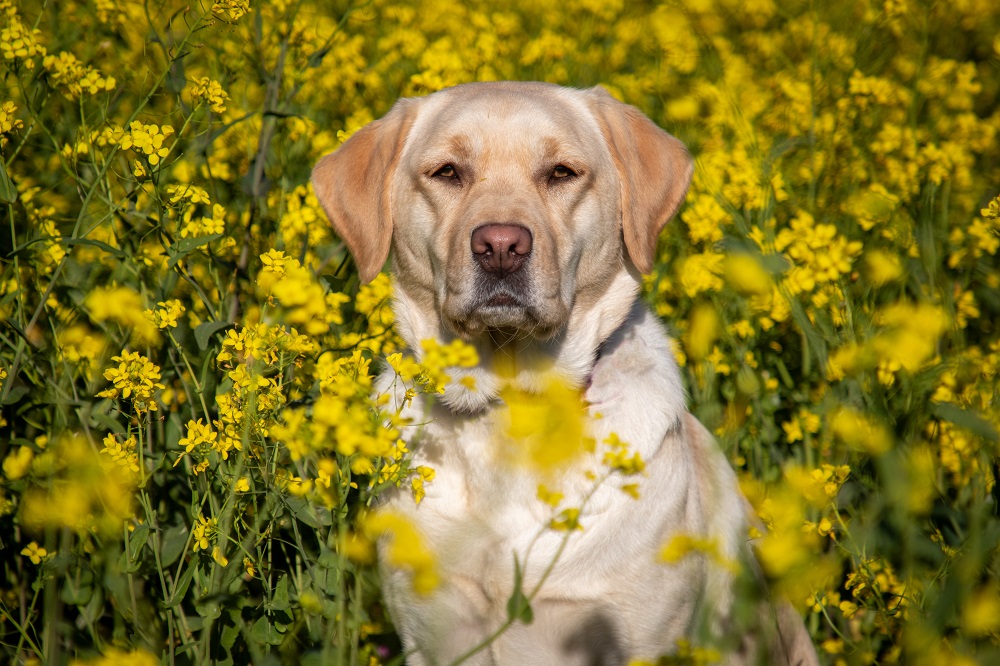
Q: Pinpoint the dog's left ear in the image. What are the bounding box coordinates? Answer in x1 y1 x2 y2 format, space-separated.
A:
586 87 694 274
311 99 416 284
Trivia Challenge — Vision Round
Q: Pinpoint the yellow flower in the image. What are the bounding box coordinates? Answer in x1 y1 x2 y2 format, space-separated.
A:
100 434 140 473
21 541 48 565
362 510 439 595
536 483 564 508
192 516 217 553
419 338 479 393
145 300 185 329
830 407 893 455
97 350 165 413
782 418 804 443
3 446 34 480
410 465 435 504
549 507 583 532
212 0 251 22
724 253 772 295
191 77 229 113
212 546 229 567
501 376 589 473
178 419 218 453
0 7 47 68
119 120 173 166
865 250 904 286
20 435 136 536
678 252 725 297
602 432 645 476
684 304 720 363
0 101 24 146
41 51 114 99
84 285 159 345
981 195 1000 219
962 586 1000 636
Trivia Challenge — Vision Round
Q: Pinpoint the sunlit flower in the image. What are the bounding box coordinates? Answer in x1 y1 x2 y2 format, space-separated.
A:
20 541 48 564
97 350 165 413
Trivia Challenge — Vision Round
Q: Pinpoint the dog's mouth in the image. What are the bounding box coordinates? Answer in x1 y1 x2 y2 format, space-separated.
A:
444 276 563 340
484 293 519 308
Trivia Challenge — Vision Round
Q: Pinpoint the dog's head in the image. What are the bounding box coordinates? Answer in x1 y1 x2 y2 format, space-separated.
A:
312 82 691 393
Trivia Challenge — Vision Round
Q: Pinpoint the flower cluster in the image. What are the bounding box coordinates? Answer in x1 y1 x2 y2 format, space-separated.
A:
0 0 46 68
97 350 165 413
190 77 229 113
118 120 174 174
0 100 22 146
42 51 116 99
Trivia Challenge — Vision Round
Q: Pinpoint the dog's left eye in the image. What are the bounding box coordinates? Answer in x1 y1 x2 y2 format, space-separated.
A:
551 165 576 179
433 164 458 179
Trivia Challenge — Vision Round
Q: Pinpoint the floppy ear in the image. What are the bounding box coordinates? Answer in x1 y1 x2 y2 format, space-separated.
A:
587 87 694 274
311 99 416 284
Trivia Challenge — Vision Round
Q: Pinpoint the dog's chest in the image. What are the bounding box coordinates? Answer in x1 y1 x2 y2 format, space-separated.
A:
400 406 591 587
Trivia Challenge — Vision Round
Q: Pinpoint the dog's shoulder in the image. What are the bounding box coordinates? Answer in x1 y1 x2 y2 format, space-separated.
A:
585 299 687 457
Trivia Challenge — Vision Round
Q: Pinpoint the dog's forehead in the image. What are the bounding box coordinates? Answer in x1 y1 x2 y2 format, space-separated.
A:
404 83 604 160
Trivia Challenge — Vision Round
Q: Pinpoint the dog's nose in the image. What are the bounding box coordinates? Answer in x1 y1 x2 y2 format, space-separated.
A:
471 224 532 275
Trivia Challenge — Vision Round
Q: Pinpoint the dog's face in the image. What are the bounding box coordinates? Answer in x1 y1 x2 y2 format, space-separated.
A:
389 84 624 340
313 82 692 362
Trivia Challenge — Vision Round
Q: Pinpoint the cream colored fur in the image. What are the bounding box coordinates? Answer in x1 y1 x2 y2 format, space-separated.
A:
312 81 818 666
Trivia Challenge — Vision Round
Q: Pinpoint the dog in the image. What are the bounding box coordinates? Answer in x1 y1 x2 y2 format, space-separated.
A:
312 81 818 665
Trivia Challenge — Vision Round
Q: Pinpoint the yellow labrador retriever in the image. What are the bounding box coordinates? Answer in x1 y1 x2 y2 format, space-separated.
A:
312 82 818 665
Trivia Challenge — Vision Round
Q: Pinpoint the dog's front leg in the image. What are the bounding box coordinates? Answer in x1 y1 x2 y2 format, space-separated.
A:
382 567 497 665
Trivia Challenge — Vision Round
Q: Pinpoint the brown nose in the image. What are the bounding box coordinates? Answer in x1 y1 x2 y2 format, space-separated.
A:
471 224 533 275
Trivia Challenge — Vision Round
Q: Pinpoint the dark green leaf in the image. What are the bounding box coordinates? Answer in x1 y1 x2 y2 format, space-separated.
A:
220 615 240 650
268 574 290 612
160 524 189 568
0 159 16 203
164 564 196 608
195 320 230 351
505 556 533 624
59 238 126 259
167 234 222 268
1 385 29 405
251 616 284 646
117 524 150 573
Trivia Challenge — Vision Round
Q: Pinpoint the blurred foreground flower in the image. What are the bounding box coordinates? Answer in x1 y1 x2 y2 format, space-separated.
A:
20 435 137 536
362 510 439 595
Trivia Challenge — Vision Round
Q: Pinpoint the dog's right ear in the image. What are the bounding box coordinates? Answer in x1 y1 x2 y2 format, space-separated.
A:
311 99 416 284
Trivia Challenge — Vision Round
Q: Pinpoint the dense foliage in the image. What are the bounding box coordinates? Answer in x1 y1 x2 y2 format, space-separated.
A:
1 0 999 664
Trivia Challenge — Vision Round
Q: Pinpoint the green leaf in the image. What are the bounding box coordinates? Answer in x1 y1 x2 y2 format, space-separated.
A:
61 568 95 606
268 574 291 612
164 564 196 609
196 598 222 621
251 616 285 646
286 496 331 528
167 234 222 268
932 402 999 443
0 159 16 203
0 385 29 405
59 238 126 259
160 524 189 568
195 320 230 351
117 524 150 573
220 615 241 650
505 556 533 625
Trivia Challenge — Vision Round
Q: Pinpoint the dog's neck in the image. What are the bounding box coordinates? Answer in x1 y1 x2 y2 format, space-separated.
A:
392 270 640 413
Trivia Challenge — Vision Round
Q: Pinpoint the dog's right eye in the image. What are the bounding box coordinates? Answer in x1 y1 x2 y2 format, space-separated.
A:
433 164 458 179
